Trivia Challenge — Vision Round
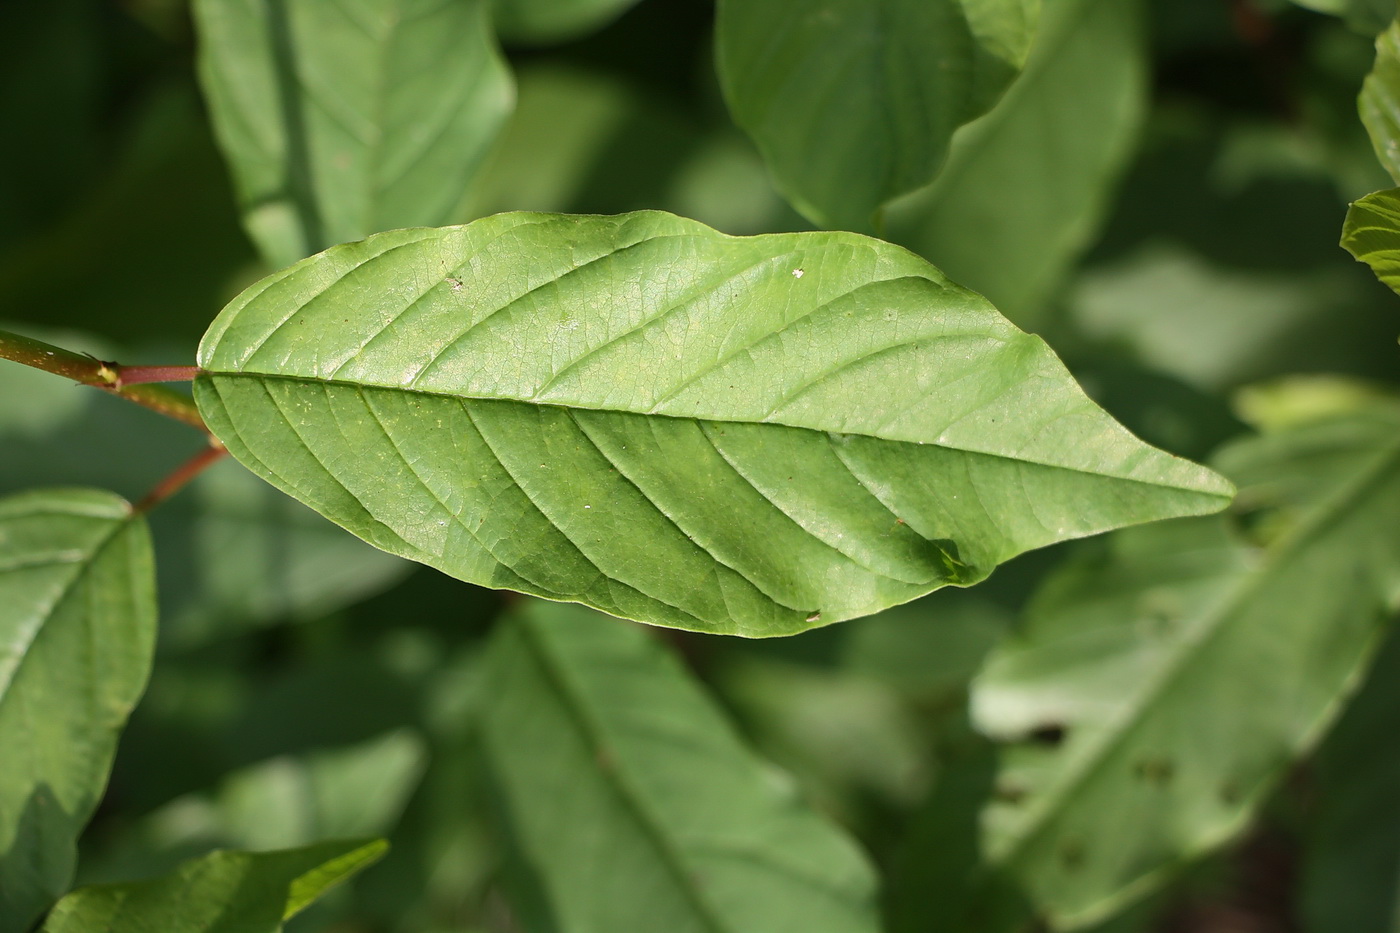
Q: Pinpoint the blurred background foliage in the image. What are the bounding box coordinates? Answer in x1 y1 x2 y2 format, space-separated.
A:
2 0 1400 930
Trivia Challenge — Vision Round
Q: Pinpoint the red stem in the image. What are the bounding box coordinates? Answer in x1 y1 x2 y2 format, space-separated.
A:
134 443 229 514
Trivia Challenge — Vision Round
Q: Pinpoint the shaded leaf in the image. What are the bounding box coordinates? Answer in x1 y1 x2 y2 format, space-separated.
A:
1287 0 1394 34
492 0 641 44
193 211 1231 636
0 489 155 933
1343 186 1400 295
972 406 1400 926
885 0 1146 325
716 0 1040 231
480 600 880 933
193 0 513 268
39 838 387 933
1362 15 1400 183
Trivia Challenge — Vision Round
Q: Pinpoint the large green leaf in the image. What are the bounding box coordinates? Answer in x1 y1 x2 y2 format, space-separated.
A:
193 211 1232 636
1343 186 1400 296
1361 15 1400 184
38 839 386 933
0 489 156 933
715 0 1040 231
885 0 1146 325
193 0 513 268
971 406 1400 927
491 0 641 44
480 600 880 933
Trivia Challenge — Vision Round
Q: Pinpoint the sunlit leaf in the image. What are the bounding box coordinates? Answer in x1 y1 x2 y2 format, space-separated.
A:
193 0 513 268
1361 15 1400 183
491 0 641 44
716 0 1040 231
38 839 386 933
481 600 880 933
1343 186 1400 296
885 0 1146 325
193 211 1232 636
0 489 155 933
972 405 1400 926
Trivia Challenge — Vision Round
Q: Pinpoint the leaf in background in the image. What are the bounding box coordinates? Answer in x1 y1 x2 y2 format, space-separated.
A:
0 333 410 646
481 600 880 933
193 0 513 268
1301 627 1400 933
1343 186 1400 296
492 0 641 44
971 405 1400 927
193 211 1231 636
39 838 387 933
1361 14 1400 183
884 0 1146 326
0 489 155 933
715 0 1040 231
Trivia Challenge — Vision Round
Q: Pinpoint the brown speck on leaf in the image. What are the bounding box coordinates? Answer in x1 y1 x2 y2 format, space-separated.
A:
805 611 821 622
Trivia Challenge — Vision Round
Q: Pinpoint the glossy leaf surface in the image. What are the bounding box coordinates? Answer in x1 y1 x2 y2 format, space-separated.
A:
0 489 155 933
194 211 1231 636
973 406 1400 926
885 0 1145 325
39 839 386 933
716 0 1039 231
481 600 879 933
491 0 641 44
1343 187 1400 296
193 0 513 268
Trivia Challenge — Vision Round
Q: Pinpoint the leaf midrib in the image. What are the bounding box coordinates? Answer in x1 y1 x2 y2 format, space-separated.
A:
992 434 1400 876
198 370 1228 497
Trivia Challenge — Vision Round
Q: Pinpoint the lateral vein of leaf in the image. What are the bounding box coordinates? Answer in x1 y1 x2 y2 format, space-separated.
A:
512 618 733 933
565 409 805 610
998 436 1400 869
462 402 716 623
204 371 1225 497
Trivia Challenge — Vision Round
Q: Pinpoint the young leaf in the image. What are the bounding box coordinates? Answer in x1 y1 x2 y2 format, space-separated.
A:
193 211 1232 636
971 406 1400 927
1361 11 1400 181
491 0 642 44
715 0 1040 231
1343 186 1400 296
885 0 1146 325
38 838 387 933
480 600 880 933
193 0 513 268
0 489 156 933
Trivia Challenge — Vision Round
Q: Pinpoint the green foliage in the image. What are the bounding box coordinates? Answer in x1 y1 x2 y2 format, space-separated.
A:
2 1 1399 931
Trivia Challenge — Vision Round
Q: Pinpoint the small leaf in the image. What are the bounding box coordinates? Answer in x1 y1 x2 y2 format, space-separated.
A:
1361 15 1400 183
193 0 514 268
481 600 880 933
1343 186 1400 296
716 0 1040 231
194 211 1231 636
0 489 156 933
972 405 1400 926
38 839 386 933
492 0 642 44
885 0 1146 325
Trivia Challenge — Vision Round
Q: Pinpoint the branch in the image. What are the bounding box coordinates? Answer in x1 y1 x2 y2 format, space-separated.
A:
0 327 208 435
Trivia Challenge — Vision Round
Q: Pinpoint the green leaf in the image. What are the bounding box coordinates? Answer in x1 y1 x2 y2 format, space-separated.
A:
715 0 1040 231
480 600 880 933
885 0 1146 325
1361 15 1400 183
38 838 387 933
972 406 1400 927
1343 186 1400 295
0 488 156 933
193 211 1232 636
193 0 514 268
491 0 641 44
1290 0 1396 38
1302 628 1400 933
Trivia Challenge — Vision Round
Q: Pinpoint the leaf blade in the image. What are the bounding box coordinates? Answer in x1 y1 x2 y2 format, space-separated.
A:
0 488 156 933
